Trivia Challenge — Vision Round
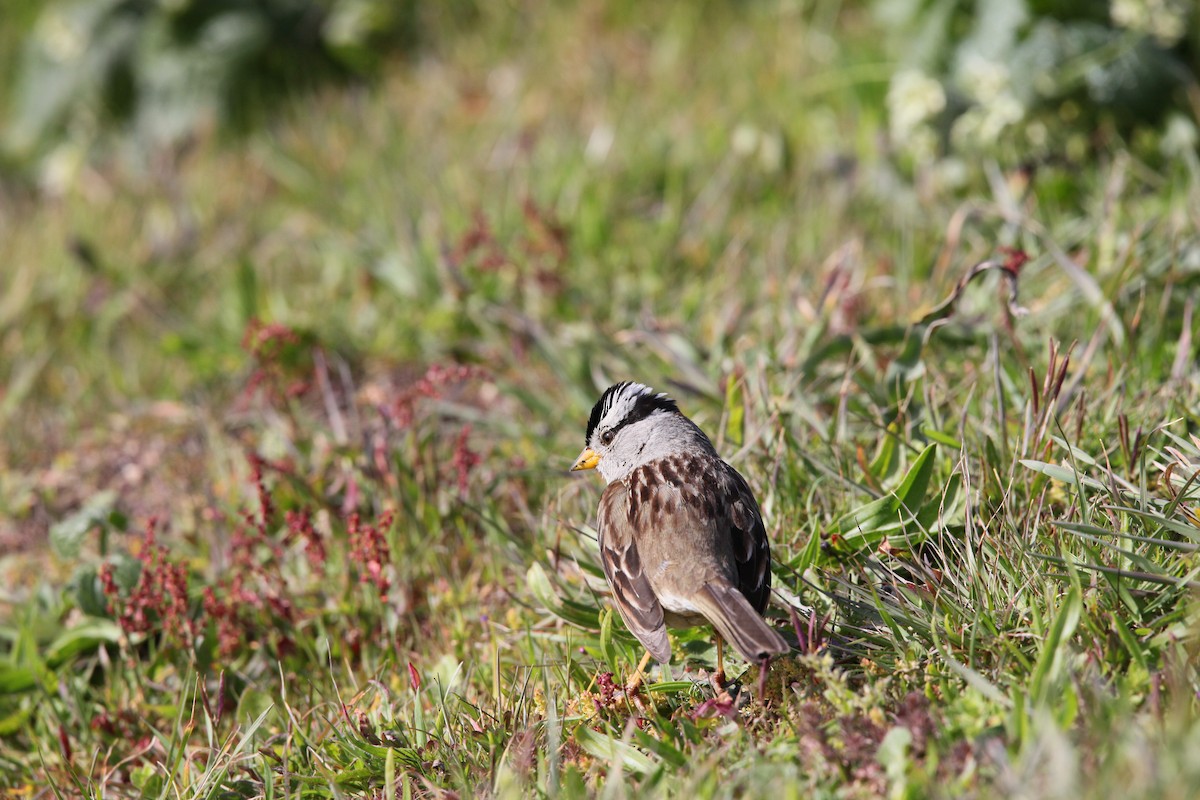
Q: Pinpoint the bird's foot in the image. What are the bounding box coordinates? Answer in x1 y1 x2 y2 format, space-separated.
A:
625 650 655 695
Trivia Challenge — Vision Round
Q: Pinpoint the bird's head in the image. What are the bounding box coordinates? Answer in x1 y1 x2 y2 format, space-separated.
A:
571 382 709 482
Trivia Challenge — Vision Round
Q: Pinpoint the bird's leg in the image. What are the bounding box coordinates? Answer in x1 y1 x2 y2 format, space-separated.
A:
714 635 727 688
625 650 655 694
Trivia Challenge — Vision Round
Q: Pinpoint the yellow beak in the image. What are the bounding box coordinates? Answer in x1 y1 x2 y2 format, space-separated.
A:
570 447 601 471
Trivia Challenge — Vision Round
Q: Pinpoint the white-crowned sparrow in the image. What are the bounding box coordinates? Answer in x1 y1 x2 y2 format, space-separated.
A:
571 381 788 687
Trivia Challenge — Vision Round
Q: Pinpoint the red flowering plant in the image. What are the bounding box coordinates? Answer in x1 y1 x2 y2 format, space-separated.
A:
99 518 196 650
96 345 491 677
195 452 319 663
241 319 319 409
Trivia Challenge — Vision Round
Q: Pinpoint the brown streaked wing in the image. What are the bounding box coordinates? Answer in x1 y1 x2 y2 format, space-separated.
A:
597 482 672 663
720 462 772 615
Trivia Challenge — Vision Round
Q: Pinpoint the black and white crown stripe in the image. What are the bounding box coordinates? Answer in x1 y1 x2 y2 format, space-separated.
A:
585 382 680 446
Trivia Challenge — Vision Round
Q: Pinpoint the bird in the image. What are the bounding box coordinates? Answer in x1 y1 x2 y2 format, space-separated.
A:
571 381 789 690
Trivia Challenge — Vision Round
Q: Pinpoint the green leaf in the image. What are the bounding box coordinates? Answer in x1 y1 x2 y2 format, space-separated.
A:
598 608 620 674
835 492 903 540
877 726 913 789
868 424 900 482
526 562 606 629
526 561 557 608
894 444 938 506
931 622 1012 708
921 427 962 449
1104 505 1200 542
1019 460 1105 492
108 553 143 592
236 257 259 323
3 0 135 158
573 725 658 775
1029 584 1082 706
884 330 926 395
0 705 33 736
1109 616 1149 674
633 727 687 768
44 618 123 668
723 376 745 449
836 444 938 549
788 526 821 573
0 665 38 695
49 489 117 559
131 764 164 794
642 681 699 695
70 566 111 618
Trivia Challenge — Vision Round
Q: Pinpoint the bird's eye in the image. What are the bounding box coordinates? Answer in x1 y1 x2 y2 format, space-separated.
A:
599 429 615 446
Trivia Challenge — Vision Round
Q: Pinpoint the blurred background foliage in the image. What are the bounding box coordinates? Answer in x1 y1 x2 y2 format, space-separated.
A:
880 0 1199 166
0 0 480 166
2 0 1197 175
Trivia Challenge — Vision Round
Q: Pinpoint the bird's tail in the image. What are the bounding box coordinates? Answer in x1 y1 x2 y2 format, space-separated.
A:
694 582 789 663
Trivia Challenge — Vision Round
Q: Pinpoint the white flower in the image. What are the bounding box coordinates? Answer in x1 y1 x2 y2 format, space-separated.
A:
1160 114 1198 159
932 157 969 190
586 123 615 164
1025 121 1048 148
1112 0 1189 46
904 126 939 162
1111 0 1148 32
757 131 786 172
951 92 1025 149
950 108 985 149
988 93 1025 133
887 69 946 144
731 123 760 157
957 54 1011 104
38 141 85 196
37 10 85 63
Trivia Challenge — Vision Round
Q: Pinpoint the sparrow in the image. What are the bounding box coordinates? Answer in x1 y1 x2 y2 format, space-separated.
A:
571 381 788 688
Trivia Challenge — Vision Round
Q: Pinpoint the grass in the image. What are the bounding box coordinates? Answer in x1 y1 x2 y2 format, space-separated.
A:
2 0 1200 796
